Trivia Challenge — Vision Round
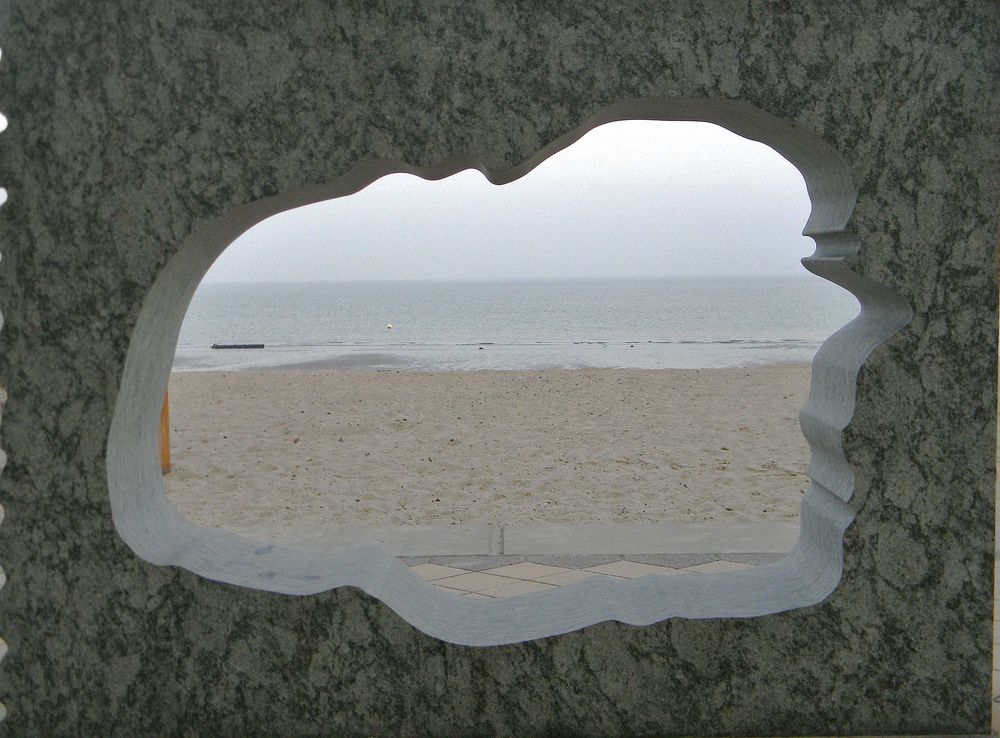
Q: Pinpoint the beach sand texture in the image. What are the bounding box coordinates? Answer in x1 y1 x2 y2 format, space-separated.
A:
164 365 812 532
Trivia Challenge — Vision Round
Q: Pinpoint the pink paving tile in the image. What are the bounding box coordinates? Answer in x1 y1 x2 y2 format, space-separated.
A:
536 569 603 586
481 562 570 581
431 571 522 593
478 580 556 598
585 561 678 579
409 563 469 581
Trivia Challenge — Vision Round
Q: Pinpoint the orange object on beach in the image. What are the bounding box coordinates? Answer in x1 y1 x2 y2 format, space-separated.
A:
159 391 170 474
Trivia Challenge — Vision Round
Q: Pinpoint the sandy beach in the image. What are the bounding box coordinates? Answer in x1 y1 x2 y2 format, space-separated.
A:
163 364 812 532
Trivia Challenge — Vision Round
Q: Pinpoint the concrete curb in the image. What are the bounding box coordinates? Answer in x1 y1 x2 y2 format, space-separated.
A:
226 520 799 557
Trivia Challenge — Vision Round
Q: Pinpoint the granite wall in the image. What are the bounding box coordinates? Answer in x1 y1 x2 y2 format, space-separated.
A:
0 1 997 735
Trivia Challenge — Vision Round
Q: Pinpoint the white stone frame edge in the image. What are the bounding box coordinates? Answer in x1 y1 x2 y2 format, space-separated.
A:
106 97 912 647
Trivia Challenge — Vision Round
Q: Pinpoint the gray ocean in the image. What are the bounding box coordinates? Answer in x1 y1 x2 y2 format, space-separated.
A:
172 276 860 372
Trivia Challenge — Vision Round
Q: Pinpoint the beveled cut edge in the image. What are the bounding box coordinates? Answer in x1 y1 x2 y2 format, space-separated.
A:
106 97 911 646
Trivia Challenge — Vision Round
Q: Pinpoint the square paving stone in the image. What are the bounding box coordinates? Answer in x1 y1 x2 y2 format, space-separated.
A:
585 561 677 579
430 571 521 593
478 580 556 598
481 562 570 581
409 563 469 581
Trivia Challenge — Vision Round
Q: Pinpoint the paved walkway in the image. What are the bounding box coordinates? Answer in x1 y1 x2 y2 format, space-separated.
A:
404 552 780 598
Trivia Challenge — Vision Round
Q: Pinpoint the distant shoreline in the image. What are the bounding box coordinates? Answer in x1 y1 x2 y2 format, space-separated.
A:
170 354 814 373
170 343 821 373
174 277 857 372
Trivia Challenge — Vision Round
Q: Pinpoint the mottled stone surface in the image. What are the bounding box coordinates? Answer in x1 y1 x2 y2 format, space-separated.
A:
0 1 998 735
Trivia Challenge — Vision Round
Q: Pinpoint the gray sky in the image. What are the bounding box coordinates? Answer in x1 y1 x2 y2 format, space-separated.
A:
203 121 814 283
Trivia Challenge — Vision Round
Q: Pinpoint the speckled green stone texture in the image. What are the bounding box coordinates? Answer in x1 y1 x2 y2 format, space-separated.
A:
0 1 998 735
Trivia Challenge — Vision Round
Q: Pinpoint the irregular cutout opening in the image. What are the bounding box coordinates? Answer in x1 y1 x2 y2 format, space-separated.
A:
108 98 911 645
162 121 858 593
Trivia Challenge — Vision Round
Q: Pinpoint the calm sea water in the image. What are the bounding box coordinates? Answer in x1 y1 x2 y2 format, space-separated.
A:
172 276 860 372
